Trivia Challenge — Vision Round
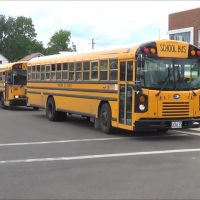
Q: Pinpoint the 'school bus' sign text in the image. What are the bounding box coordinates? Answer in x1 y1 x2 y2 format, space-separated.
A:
156 40 189 58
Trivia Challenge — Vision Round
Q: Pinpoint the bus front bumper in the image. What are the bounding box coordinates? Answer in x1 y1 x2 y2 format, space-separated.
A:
9 99 27 106
135 118 200 131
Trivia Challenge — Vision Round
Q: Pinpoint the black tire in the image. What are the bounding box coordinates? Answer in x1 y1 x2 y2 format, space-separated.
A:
0 94 5 109
99 103 113 134
33 107 39 111
46 97 66 121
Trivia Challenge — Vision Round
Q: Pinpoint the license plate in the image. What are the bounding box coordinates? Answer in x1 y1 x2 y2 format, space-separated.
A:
171 121 182 129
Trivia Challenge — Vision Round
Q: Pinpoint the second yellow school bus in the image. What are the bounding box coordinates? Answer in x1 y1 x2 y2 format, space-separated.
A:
27 40 200 133
0 61 28 108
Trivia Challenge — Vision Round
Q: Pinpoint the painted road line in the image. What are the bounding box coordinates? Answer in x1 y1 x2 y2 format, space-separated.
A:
174 130 200 136
0 137 130 147
0 148 200 164
0 133 188 147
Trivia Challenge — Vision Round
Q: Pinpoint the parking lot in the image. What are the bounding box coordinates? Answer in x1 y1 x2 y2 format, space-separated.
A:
1 107 200 199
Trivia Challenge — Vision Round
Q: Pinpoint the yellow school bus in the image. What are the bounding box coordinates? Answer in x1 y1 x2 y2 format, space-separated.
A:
27 40 200 133
0 61 29 108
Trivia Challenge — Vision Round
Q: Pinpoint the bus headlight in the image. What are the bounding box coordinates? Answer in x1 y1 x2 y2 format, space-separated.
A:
134 93 148 113
14 95 19 99
139 104 145 111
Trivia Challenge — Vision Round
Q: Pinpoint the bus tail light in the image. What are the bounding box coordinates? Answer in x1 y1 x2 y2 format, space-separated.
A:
197 50 200 56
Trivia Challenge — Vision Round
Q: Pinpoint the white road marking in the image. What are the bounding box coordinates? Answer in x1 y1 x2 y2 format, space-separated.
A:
174 130 200 136
0 133 188 147
0 137 130 147
0 148 200 164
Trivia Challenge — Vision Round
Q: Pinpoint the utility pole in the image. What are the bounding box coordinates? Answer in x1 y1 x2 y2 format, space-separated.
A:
91 38 95 49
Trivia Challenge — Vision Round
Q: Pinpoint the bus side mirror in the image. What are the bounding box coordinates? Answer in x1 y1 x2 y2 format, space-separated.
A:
133 84 142 93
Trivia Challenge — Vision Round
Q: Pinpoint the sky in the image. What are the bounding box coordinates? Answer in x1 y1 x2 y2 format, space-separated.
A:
1 1 200 52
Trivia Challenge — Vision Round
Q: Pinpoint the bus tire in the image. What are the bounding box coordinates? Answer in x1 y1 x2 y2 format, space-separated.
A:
99 103 113 134
0 94 5 109
46 97 66 121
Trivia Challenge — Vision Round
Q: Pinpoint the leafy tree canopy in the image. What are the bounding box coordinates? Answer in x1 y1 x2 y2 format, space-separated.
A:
0 15 44 61
46 29 76 55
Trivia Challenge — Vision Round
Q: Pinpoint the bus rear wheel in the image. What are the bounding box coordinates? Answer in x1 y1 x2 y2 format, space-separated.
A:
46 97 66 121
99 103 113 134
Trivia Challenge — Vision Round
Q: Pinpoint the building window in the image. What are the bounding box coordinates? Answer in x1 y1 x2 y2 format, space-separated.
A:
169 32 190 43
198 30 200 48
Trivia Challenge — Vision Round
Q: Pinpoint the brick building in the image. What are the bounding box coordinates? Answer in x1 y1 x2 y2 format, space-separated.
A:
168 7 200 47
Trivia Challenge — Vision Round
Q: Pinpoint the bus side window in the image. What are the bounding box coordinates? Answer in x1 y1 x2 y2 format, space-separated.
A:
36 65 41 80
83 61 90 80
51 64 56 80
0 72 2 81
100 60 108 80
41 65 45 80
45 65 50 80
110 58 118 80
91 61 98 80
69 63 75 80
75 62 82 81
32 66 36 80
62 63 68 80
56 63 61 80
28 66 31 80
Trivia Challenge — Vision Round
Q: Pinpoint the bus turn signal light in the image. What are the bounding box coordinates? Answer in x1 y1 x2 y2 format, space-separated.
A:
150 48 156 54
191 50 196 56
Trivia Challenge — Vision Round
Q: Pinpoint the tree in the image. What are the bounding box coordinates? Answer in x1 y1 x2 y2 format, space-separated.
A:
0 15 44 61
46 29 76 55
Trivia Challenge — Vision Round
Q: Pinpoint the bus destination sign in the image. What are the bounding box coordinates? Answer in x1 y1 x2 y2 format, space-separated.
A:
156 41 189 58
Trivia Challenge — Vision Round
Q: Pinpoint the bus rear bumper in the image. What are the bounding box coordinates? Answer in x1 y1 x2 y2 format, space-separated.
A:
134 118 200 131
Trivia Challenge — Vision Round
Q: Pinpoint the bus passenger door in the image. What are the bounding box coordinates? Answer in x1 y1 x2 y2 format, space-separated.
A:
118 60 134 130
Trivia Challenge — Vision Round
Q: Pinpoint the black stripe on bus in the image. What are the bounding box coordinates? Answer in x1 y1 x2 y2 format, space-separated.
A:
27 91 41 95
43 92 117 101
27 91 117 101
28 80 118 84
27 86 118 94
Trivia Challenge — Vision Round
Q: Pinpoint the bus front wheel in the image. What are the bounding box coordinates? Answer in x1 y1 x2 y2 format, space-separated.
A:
0 95 5 108
99 103 113 134
46 97 66 121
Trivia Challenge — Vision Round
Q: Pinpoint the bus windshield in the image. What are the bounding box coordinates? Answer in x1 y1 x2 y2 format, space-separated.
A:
139 57 200 90
12 70 27 85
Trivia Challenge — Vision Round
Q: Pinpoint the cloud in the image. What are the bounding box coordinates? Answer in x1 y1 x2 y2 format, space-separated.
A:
1 1 200 51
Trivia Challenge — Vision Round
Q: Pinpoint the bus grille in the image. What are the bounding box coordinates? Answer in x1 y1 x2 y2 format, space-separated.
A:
162 102 190 117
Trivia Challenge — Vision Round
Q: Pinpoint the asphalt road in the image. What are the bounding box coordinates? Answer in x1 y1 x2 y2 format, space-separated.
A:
0 107 200 199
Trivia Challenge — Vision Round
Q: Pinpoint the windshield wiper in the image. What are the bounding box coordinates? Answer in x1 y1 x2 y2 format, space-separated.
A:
156 69 171 97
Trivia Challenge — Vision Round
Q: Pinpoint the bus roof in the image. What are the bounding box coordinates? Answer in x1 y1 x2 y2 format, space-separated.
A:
27 40 198 66
28 46 139 65
0 61 28 72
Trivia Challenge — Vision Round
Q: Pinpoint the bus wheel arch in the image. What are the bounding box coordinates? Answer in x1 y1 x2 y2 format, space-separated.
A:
98 101 113 134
